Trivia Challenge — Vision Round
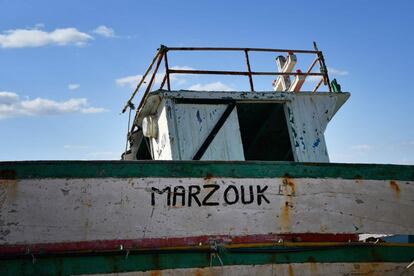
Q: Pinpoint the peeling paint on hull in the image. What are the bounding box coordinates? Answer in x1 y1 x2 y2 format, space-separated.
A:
1 161 413 275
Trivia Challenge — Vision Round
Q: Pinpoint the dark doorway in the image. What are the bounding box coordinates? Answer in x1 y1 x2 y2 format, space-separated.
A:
237 103 294 161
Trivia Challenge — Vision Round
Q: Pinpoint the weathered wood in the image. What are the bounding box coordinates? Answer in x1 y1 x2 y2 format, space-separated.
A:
172 103 244 160
133 91 350 162
85 263 412 276
1 175 413 246
2 243 414 275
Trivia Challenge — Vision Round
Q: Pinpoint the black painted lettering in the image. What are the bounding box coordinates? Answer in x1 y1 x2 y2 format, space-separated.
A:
188 185 201 207
224 185 239 205
202 184 220 206
241 185 254 204
257 185 270 205
173 186 186 206
151 187 171 206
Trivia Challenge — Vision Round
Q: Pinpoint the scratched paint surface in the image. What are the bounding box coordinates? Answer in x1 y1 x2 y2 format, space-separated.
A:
132 91 349 162
1 177 413 245
284 93 347 162
173 103 244 160
84 263 411 276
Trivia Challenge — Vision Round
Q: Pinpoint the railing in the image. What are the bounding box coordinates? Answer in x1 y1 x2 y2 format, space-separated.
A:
122 43 331 114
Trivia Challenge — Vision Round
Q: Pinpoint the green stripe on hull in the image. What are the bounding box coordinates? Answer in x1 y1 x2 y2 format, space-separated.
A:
0 161 413 180
2 245 414 276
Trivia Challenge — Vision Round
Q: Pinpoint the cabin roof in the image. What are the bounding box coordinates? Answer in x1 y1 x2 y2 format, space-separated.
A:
135 90 350 126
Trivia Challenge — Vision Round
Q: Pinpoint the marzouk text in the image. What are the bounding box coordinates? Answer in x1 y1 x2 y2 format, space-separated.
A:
151 184 270 207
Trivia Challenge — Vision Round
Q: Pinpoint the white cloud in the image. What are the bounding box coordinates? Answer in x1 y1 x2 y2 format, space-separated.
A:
116 66 195 88
307 67 348 83
34 23 45 29
0 27 93 48
328 67 349 76
81 107 107 113
68 83 80 90
93 25 115 38
0 91 107 119
188 82 233 91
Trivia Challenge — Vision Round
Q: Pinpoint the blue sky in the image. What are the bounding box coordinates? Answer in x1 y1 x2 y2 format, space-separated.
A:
1 0 413 164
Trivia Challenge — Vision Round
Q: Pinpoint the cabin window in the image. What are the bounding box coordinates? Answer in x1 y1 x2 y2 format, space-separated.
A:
236 103 294 161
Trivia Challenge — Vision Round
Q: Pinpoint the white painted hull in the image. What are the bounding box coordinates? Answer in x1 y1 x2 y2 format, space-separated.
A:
1 176 413 245
84 263 414 276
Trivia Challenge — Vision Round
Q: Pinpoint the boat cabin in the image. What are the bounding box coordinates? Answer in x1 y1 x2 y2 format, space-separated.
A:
122 45 349 162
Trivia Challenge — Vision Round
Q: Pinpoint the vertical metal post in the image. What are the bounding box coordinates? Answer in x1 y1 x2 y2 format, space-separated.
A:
164 50 171 91
244 49 255 92
313 42 332 92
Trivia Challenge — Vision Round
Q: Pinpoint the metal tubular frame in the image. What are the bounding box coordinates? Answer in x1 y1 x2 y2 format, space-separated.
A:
122 44 332 114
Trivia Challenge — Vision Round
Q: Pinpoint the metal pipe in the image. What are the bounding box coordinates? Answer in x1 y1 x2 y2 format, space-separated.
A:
137 51 165 112
312 77 324 93
164 51 171 91
167 46 319 54
168 69 323 76
122 49 161 113
313 42 332 92
244 50 255 92
305 57 320 74
159 74 167 90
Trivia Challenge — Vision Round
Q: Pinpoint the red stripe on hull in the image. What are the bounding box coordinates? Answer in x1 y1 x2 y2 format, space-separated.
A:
0 233 358 256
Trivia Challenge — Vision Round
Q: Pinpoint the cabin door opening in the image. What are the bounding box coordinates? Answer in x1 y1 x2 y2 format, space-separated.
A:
236 103 294 161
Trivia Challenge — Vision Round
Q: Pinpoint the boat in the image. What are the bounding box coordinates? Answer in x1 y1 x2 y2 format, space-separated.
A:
1 44 413 275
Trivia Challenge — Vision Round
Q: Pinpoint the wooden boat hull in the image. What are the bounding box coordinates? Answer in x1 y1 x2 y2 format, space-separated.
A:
1 161 413 275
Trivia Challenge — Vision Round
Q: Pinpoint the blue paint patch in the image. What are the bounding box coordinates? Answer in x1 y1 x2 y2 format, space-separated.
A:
312 138 321 148
291 127 297 138
196 110 202 123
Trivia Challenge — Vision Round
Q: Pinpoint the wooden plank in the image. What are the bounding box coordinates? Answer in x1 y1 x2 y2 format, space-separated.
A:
1 161 413 180
1 176 413 247
173 104 245 160
285 93 348 162
2 244 414 275
83 263 412 276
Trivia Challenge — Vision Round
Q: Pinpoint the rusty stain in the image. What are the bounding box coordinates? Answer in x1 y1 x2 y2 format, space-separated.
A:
282 177 296 196
352 262 383 275
280 177 295 232
288 264 294 276
308 259 318 276
204 173 214 180
150 270 161 276
194 269 202 276
281 201 291 232
0 179 18 200
389 180 400 198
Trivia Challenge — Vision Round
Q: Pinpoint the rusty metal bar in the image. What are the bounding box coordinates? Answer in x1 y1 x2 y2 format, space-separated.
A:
244 50 254 92
312 77 324 93
164 51 171 91
168 69 323 76
122 49 162 113
167 46 319 54
313 42 332 92
305 57 320 74
159 74 167 90
136 50 165 112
